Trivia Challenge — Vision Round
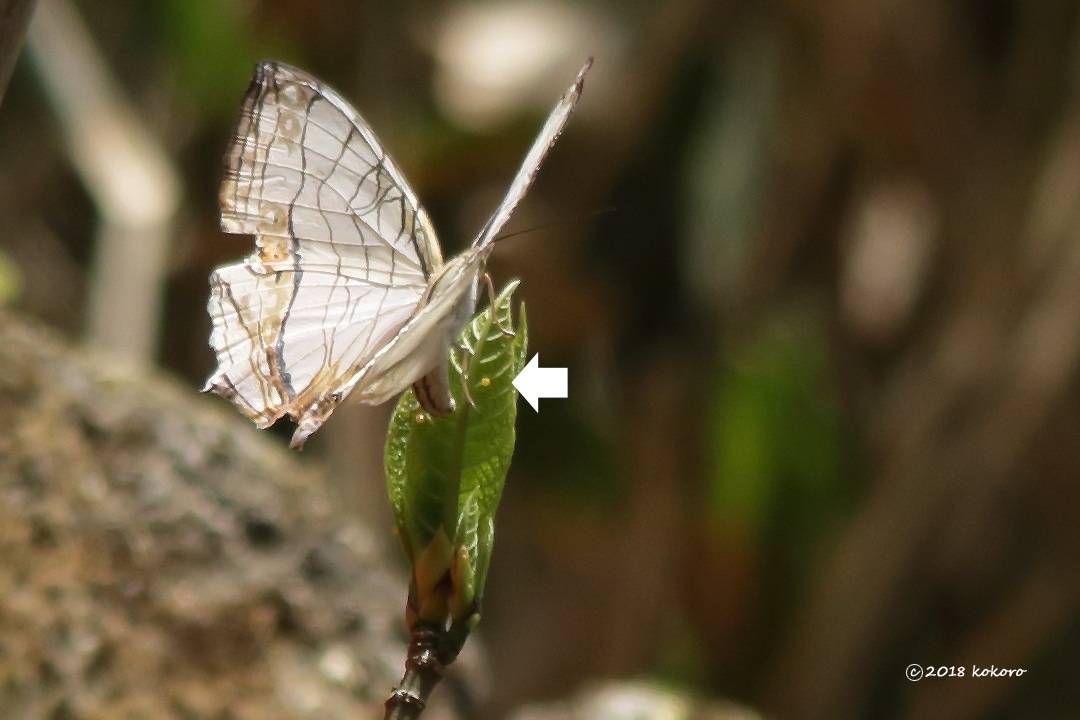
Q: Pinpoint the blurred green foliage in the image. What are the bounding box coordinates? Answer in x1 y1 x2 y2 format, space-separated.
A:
0 250 21 306
707 310 843 541
157 0 293 117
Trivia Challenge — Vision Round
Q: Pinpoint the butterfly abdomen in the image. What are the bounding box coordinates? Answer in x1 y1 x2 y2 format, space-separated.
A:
413 365 454 415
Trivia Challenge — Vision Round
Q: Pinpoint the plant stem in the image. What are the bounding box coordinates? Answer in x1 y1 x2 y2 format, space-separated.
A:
384 621 448 720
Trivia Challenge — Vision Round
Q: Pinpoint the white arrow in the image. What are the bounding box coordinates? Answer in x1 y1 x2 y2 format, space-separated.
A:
513 353 568 411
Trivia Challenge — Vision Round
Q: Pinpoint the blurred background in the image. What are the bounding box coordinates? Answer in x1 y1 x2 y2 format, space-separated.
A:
2 0 1079 718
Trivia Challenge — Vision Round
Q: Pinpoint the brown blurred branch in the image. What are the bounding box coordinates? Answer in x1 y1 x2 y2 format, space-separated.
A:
0 0 37 106
26 0 179 363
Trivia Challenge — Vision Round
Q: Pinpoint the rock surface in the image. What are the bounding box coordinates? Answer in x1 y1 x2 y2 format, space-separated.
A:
0 313 420 719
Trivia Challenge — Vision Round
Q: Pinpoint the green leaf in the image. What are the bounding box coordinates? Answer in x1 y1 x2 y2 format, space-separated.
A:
385 280 528 629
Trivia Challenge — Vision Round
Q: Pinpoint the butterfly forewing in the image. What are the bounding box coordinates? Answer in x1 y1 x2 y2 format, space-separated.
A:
206 61 443 435
473 58 592 251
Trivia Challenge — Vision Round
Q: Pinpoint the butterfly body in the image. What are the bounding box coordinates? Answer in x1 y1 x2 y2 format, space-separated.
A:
205 60 589 448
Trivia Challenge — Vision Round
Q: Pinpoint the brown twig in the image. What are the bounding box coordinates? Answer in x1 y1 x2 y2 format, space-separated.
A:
384 620 449 720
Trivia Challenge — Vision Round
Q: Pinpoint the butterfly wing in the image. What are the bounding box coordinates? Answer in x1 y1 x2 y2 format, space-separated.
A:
205 61 442 445
472 58 592 252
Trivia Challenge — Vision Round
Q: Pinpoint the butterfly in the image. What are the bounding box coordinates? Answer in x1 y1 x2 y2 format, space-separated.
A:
204 59 591 449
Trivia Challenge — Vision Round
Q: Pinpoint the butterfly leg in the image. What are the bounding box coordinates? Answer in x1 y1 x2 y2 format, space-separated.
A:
457 345 479 410
484 272 515 337
455 293 498 410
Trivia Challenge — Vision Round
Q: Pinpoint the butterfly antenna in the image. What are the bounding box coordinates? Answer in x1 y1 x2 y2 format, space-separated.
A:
490 206 616 244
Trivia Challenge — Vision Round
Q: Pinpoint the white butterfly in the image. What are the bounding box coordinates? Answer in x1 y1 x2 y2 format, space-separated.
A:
204 59 591 449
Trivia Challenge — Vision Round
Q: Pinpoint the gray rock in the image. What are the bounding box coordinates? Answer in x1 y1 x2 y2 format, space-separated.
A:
0 313 425 720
